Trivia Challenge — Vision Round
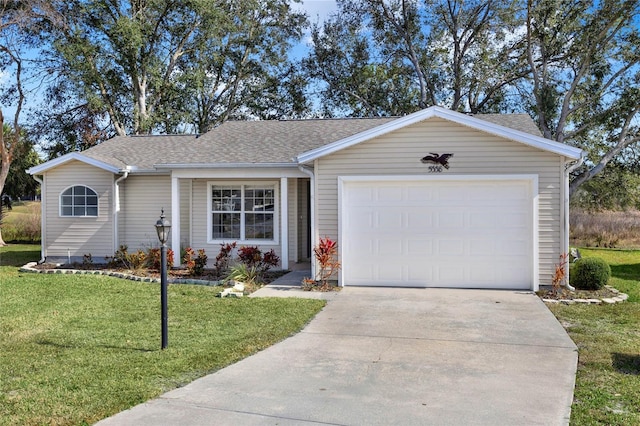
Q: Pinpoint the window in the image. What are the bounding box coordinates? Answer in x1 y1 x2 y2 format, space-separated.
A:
210 183 277 242
60 185 98 217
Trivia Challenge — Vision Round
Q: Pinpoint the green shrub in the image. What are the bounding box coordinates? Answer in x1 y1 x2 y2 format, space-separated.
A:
570 257 611 290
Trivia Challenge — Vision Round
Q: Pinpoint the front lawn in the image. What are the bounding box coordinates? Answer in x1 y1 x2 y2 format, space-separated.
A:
0 244 325 425
548 248 640 425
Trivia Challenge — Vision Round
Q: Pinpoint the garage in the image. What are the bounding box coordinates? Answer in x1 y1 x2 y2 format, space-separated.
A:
339 175 537 289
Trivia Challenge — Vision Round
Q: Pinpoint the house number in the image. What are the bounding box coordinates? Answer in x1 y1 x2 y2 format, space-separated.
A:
420 153 453 172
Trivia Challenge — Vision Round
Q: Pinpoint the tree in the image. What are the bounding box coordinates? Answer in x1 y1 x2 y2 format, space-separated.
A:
524 0 640 195
178 0 309 132
2 127 41 200
305 0 527 116
304 5 419 117
1 0 30 245
36 0 308 140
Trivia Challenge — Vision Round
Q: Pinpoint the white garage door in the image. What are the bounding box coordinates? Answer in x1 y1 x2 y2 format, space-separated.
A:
340 176 535 289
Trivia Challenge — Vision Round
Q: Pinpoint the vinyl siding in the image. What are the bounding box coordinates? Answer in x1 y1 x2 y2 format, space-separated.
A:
118 175 172 252
316 117 564 285
43 161 114 260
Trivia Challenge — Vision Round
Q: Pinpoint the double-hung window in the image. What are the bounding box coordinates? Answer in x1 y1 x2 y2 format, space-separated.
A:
60 185 98 217
209 183 277 242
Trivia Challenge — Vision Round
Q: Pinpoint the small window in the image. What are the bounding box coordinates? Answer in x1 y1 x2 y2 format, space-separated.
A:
60 185 98 217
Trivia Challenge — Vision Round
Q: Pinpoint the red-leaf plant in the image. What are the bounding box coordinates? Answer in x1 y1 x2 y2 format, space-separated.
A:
552 253 569 295
314 237 341 290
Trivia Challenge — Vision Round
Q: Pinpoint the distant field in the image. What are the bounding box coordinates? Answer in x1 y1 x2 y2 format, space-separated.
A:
570 209 640 249
0 201 41 243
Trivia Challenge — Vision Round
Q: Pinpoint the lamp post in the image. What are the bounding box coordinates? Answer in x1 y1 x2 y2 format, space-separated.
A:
155 209 171 350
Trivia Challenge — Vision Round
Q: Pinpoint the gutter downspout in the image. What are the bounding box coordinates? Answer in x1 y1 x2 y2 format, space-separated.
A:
564 154 584 291
298 164 316 280
113 168 130 253
32 175 46 263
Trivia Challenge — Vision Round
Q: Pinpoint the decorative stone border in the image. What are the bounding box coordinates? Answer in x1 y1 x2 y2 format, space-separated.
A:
542 286 629 305
19 262 223 287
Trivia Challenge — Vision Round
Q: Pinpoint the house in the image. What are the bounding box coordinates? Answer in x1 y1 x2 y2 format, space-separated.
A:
28 106 583 290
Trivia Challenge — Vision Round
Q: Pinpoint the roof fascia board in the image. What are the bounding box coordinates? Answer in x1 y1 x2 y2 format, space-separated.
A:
27 152 121 175
154 162 298 169
296 106 582 163
171 167 307 179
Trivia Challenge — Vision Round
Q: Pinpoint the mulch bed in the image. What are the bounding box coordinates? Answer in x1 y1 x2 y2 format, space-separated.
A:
536 286 620 300
32 263 287 285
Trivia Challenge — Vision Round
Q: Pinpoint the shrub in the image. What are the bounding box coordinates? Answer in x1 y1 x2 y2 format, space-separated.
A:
147 247 175 270
214 242 236 277
237 245 280 273
227 263 259 286
570 257 611 290
183 247 208 275
313 237 341 289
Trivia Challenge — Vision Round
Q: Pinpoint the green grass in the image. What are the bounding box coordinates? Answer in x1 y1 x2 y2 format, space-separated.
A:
548 248 640 425
0 244 325 425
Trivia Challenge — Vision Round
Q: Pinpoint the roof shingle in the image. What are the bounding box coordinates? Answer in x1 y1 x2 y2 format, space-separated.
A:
81 113 542 171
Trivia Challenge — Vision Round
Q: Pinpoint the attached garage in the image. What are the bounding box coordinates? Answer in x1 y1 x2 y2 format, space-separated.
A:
297 106 583 291
339 176 537 289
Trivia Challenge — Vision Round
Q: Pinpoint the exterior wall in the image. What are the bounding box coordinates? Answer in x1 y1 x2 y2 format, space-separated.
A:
43 160 114 261
315 117 563 285
118 175 172 252
180 179 191 249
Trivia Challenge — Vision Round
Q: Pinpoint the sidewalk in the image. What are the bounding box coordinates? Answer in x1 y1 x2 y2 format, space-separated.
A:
249 267 340 300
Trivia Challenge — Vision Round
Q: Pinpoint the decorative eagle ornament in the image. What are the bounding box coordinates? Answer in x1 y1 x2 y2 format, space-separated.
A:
420 153 454 169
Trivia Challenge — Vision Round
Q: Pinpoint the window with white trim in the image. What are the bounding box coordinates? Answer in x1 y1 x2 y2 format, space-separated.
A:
60 185 98 217
210 183 277 242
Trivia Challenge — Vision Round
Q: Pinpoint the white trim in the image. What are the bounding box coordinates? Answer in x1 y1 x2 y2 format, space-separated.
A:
297 106 583 164
206 181 280 246
171 176 180 267
32 175 46 263
298 165 316 279
280 178 289 270
58 184 99 218
28 152 121 175
338 174 540 290
156 162 300 169
113 171 129 254
171 167 307 179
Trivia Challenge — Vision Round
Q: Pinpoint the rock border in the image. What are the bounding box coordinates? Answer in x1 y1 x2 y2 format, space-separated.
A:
542 285 629 305
19 262 223 287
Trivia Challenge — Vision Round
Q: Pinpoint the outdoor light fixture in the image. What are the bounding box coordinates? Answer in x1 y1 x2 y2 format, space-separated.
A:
155 209 171 350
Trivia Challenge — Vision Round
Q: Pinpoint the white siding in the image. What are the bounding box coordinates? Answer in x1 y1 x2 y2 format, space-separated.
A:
119 175 172 252
43 161 114 260
316 117 563 285
180 179 191 248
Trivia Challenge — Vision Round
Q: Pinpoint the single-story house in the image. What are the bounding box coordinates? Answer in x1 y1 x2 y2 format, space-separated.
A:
28 106 583 290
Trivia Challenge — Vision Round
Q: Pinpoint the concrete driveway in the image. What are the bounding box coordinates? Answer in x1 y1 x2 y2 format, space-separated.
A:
97 287 577 426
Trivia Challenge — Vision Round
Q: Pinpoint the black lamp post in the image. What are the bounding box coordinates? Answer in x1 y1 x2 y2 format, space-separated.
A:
155 209 171 350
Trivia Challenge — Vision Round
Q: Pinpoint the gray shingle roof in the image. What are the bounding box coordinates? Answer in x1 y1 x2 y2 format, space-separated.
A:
81 113 542 171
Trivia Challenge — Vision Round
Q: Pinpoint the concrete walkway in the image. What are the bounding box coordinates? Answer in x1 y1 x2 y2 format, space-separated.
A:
97 285 577 426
